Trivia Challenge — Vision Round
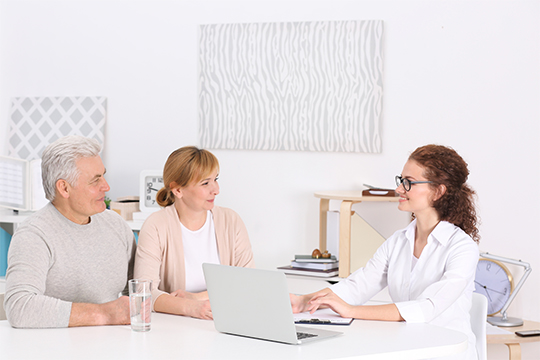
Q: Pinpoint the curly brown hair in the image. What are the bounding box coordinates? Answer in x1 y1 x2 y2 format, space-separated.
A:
409 144 480 243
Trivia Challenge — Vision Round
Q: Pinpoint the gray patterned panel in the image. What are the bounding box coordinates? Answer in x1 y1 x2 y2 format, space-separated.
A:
199 21 383 153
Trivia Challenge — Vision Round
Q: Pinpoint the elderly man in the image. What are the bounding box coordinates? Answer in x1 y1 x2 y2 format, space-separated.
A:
4 136 136 328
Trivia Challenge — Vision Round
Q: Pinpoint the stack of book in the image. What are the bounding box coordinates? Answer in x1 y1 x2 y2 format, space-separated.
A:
278 255 339 278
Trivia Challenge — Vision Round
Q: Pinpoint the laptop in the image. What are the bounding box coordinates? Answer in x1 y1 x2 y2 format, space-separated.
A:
203 263 342 345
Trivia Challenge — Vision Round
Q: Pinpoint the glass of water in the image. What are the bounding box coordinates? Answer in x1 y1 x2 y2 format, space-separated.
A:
128 279 152 332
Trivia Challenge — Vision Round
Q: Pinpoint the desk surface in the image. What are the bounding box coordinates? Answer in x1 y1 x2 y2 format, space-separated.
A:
487 320 540 345
0 209 35 223
0 313 467 360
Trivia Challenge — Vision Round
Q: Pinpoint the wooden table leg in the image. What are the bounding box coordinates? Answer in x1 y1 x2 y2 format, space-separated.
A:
338 200 354 278
506 343 521 360
319 198 330 252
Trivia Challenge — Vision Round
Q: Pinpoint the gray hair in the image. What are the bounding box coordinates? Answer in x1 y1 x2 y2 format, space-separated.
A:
41 136 102 202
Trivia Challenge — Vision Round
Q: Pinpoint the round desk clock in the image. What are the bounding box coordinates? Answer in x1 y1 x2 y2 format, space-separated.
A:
139 170 164 213
474 258 514 316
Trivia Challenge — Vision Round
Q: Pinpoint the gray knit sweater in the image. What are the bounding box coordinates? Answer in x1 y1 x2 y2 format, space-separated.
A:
4 203 136 328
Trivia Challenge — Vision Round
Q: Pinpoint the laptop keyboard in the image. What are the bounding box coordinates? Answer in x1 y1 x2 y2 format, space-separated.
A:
297 331 319 340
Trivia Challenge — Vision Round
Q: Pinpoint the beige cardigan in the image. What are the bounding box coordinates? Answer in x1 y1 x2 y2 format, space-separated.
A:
134 205 254 309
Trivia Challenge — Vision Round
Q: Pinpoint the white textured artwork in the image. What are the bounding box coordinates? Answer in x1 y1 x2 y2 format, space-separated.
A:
199 20 383 153
8 96 107 160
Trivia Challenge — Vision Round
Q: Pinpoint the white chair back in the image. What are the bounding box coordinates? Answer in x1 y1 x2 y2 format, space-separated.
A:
0 293 6 321
470 292 488 360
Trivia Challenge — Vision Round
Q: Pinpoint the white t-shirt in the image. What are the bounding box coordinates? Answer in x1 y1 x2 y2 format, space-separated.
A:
181 211 220 293
411 255 418 271
331 220 479 360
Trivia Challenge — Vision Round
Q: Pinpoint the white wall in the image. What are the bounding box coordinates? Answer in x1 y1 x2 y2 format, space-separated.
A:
1 1 539 358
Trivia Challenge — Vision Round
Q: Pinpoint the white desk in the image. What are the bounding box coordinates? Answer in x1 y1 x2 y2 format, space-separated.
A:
0 209 34 235
0 312 467 360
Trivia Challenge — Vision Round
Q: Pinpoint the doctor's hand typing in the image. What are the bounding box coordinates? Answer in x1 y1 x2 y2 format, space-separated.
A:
290 288 333 314
306 291 354 317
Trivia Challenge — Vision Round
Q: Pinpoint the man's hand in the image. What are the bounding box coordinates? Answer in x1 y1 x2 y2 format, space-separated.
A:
102 296 131 325
69 296 130 327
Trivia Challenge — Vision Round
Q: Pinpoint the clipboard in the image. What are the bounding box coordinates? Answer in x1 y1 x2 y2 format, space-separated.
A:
294 308 353 325
362 184 398 197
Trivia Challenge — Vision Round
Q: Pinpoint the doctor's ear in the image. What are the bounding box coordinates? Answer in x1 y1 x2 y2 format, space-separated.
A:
433 184 447 201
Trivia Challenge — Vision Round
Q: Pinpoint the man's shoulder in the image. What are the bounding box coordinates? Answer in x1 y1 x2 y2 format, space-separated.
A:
93 209 131 229
18 203 59 230
91 210 134 250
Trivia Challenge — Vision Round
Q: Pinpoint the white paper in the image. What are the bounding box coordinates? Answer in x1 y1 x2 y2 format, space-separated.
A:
486 322 513 335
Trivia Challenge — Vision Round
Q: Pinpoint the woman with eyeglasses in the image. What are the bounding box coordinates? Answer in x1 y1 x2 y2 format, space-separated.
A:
291 144 480 360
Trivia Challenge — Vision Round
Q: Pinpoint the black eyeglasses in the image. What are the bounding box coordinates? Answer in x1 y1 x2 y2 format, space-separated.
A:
395 175 433 192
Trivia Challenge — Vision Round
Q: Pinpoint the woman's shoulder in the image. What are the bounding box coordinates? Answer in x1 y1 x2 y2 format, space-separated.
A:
436 221 475 242
212 205 241 219
386 220 415 244
434 221 478 255
211 206 246 229
141 205 177 228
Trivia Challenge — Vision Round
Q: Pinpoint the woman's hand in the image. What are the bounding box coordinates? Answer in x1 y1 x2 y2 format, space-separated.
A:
154 291 212 319
307 291 353 318
170 289 209 301
168 290 212 319
183 298 213 320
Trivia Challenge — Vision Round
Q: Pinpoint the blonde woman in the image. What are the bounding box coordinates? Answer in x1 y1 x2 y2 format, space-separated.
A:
134 146 254 319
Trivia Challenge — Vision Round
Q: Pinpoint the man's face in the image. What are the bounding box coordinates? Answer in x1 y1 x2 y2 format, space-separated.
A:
64 155 110 224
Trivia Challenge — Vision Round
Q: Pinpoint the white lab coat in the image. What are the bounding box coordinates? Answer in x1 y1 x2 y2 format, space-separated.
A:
331 220 479 360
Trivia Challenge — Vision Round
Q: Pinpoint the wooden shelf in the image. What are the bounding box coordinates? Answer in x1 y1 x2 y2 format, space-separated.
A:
314 191 398 277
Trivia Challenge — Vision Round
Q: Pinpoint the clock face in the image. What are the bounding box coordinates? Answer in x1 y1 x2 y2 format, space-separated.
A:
139 170 164 213
144 175 164 207
474 259 513 316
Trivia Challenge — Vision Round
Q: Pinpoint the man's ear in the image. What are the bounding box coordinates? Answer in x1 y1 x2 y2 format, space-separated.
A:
433 184 447 201
55 179 70 199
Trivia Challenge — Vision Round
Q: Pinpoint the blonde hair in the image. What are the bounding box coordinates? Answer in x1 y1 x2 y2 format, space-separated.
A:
156 146 219 207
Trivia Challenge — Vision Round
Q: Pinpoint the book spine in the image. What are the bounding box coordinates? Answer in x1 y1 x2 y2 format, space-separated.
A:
290 261 338 270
